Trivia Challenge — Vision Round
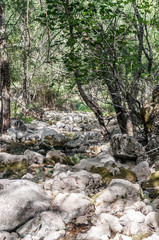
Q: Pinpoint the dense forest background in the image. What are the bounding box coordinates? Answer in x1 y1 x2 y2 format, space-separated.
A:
0 0 159 141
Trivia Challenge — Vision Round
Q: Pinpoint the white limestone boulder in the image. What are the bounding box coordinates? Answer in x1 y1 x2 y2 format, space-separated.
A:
0 179 52 231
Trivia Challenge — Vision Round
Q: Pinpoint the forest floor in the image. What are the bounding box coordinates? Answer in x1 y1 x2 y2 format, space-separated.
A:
0 110 158 240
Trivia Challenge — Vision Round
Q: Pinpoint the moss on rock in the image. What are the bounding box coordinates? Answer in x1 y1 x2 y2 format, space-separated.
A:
144 171 159 188
132 232 152 240
143 171 159 199
90 166 136 185
45 150 73 165
0 161 28 178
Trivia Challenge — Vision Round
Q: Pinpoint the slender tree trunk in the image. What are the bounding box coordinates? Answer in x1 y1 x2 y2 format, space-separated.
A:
22 27 28 114
106 82 128 134
75 76 110 140
22 0 30 114
2 60 10 132
0 1 10 133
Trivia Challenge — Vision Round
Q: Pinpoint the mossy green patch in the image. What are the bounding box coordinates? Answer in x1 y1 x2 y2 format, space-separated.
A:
34 166 53 179
90 166 136 185
65 132 76 139
91 189 106 204
0 161 28 178
132 232 152 240
69 153 87 165
144 171 159 188
44 158 56 166
143 171 159 199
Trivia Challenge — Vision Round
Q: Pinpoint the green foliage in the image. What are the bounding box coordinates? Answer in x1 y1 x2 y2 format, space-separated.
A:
75 102 91 112
20 115 35 123
102 104 115 116
5 0 159 134
90 166 137 185
69 153 86 165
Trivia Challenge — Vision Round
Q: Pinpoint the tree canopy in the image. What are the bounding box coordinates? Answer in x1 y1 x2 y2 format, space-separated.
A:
0 0 159 139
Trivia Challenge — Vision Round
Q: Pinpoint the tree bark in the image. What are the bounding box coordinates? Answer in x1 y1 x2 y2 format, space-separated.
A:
106 81 128 134
0 1 10 133
75 76 110 140
22 0 30 114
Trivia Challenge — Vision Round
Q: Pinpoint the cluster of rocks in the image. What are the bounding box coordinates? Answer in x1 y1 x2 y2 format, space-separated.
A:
1 111 107 155
0 136 159 239
0 109 159 239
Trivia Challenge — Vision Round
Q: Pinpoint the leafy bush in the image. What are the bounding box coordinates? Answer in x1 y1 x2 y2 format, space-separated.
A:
76 102 91 112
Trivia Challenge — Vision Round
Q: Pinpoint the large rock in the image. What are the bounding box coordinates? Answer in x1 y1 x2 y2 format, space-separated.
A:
45 150 72 165
24 150 44 164
77 213 122 240
7 120 28 141
0 152 28 178
53 192 92 223
76 151 116 171
119 210 146 235
0 179 52 231
132 161 151 182
39 127 70 148
90 160 137 185
41 127 58 139
0 232 19 240
94 179 141 215
111 134 145 159
145 212 159 231
17 211 65 240
44 163 103 196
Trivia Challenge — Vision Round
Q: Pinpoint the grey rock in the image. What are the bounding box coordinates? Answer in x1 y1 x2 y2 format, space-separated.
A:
122 222 149 236
119 210 145 225
111 134 145 159
24 150 44 164
45 150 70 165
92 213 122 233
0 152 28 165
77 225 110 240
17 211 65 240
53 192 91 223
13 120 27 131
44 163 103 196
22 173 34 180
0 231 19 240
132 161 151 181
0 152 28 178
145 212 159 231
77 213 122 240
7 121 28 141
95 179 140 214
0 179 52 231
41 127 58 140
64 138 83 149
75 215 89 225
76 151 115 171
151 199 159 212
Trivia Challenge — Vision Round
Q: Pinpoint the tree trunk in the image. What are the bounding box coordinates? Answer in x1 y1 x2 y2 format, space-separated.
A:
75 76 110 140
1 60 10 132
22 0 30 114
107 82 128 134
0 1 10 133
22 26 29 114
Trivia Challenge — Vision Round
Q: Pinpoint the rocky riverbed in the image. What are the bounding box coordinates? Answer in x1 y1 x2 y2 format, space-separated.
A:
0 110 159 240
